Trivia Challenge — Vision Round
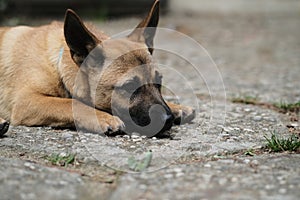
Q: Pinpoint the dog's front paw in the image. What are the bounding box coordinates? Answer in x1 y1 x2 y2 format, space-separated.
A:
77 111 125 134
168 103 195 125
97 114 125 135
174 105 196 125
0 118 9 137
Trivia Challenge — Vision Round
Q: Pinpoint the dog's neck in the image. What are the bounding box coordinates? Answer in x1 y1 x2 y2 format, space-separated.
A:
56 46 92 105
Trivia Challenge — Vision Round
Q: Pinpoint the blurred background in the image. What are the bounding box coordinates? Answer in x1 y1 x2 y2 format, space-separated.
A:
1 0 300 17
0 0 299 103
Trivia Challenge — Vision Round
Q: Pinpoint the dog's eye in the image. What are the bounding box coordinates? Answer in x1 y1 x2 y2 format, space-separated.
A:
122 81 137 93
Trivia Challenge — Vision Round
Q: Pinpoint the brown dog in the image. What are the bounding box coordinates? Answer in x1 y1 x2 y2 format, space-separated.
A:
0 0 195 137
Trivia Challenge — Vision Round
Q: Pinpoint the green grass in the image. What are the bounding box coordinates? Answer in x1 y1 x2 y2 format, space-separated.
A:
47 153 76 167
128 150 152 172
264 132 300 152
244 149 256 156
273 101 300 113
231 95 260 105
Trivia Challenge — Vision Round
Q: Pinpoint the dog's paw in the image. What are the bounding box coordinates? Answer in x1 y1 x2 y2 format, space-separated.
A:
172 105 196 125
97 114 125 135
77 111 125 135
0 119 9 137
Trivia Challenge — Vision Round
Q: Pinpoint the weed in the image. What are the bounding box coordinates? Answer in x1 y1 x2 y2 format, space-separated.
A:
264 132 300 152
231 95 260 105
47 153 76 167
244 149 256 156
273 101 300 113
128 150 152 172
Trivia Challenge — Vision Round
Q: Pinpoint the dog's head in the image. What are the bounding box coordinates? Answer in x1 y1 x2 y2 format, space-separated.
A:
63 0 174 135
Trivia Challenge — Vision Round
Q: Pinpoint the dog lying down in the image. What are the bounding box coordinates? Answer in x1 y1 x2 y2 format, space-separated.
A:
0 0 195 137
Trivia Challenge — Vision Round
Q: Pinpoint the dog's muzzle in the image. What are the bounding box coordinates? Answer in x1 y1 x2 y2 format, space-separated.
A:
117 103 174 137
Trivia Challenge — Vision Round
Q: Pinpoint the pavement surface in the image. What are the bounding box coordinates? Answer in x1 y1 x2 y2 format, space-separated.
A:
1 3 300 200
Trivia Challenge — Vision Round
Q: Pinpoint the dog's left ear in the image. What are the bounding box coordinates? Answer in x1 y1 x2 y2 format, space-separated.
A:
64 9 100 65
128 0 159 54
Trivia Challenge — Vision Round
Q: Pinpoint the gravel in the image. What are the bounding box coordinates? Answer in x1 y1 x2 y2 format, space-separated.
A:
1 2 300 200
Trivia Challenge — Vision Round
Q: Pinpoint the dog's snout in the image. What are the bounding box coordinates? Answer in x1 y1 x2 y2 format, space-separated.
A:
151 106 174 133
161 112 171 121
160 112 174 132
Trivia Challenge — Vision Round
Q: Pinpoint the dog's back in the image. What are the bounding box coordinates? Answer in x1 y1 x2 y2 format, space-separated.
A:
0 23 66 120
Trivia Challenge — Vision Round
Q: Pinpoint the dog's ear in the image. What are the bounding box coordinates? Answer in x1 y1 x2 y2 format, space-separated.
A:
128 0 159 54
64 9 99 65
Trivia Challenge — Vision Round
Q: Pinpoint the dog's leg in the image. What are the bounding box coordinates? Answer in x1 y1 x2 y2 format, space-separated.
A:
0 118 9 136
166 102 195 125
10 95 124 134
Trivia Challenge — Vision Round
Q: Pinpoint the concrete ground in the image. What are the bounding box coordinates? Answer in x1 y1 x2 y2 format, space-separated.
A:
1 2 300 200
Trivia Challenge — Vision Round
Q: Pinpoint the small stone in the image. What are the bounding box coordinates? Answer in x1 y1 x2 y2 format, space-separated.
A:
175 172 185 177
132 138 142 142
288 123 299 128
223 127 234 133
250 160 259 166
131 133 141 139
243 159 251 164
231 177 238 182
218 178 227 185
139 184 147 190
129 145 136 149
253 116 262 121
152 137 157 140
279 188 287 194
244 128 254 133
173 168 183 173
123 135 130 139
24 162 35 170
265 184 275 190
218 159 234 164
204 163 211 168
59 152 68 157
164 174 173 179
244 108 251 112
62 132 73 139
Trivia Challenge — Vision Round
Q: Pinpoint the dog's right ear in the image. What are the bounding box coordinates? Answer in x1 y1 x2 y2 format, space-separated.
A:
128 0 159 54
64 9 99 65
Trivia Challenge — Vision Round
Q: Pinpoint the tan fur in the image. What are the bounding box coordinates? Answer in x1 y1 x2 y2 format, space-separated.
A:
0 0 195 135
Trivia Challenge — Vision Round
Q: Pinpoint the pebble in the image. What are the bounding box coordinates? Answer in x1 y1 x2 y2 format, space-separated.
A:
289 123 299 128
243 128 254 133
164 174 173 179
243 159 251 164
132 138 142 142
59 152 68 157
204 163 211 168
24 162 36 170
131 134 141 139
175 172 185 178
223 127 234 133
279 188 287 194
231 177 238 182
62 132 73 139
173 168 183 173
253 116 262 121
218 178 227 185
218 159 234 164
250 160 259 166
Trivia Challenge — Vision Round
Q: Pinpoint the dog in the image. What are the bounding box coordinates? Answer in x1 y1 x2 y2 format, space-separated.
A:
0 0 195 137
